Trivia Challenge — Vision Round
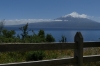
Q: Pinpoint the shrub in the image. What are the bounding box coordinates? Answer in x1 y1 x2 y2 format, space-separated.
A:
46 34 55 42
26 51 45 61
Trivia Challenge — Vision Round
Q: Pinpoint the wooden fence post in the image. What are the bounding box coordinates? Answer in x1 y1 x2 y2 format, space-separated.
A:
74 32 83 66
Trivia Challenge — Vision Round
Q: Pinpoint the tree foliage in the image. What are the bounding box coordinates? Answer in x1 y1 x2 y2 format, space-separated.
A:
0 23 55 43
2 29 15 38
46 34 55 42
59 35 67 42
19 23 28 40
0 19 5 35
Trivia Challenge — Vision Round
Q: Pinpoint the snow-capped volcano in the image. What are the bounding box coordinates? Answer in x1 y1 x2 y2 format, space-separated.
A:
56 12 91 21
5 12 100 30
63 12 88 19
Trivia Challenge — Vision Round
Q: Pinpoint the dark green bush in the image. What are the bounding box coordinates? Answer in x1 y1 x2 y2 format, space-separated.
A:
26 51 45 61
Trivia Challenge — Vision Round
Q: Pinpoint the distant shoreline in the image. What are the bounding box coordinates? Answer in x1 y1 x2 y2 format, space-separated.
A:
4 27 100 31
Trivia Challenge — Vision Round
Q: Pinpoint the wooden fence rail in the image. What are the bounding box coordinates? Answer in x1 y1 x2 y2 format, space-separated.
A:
0 32 100 66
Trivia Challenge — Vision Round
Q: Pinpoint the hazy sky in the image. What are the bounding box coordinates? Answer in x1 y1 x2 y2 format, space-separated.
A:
0 0 100 25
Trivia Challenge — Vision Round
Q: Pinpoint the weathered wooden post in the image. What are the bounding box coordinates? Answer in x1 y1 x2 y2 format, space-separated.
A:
74 32 83 66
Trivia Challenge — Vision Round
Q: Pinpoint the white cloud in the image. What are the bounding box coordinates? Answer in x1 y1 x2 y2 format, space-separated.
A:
4 19 62 25
64 12 89 18
64 20 68 21
54 20 62 21
5 19 50 25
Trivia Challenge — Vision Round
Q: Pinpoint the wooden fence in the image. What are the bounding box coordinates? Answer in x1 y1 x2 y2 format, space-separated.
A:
0 32 100 66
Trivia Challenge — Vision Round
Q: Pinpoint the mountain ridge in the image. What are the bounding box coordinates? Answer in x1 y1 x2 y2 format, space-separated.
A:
5 12 100 30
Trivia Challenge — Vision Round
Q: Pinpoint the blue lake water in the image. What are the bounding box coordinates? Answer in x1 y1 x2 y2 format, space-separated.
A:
16 29 100 42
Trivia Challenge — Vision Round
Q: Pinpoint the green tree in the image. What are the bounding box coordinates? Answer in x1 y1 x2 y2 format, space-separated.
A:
2 29 15 38
1 29 16 42
38 30 45 42
19 23 28 40
46 34 55 42
0 19 5 35
38 30 45 38
59 35 67 42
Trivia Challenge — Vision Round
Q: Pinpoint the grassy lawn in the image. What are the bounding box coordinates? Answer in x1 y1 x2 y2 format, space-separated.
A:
0 47 100 66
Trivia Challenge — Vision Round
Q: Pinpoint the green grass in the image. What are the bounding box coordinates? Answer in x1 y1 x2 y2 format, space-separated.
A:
0 47 100 66
0 50 74 63
83 47 100 66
